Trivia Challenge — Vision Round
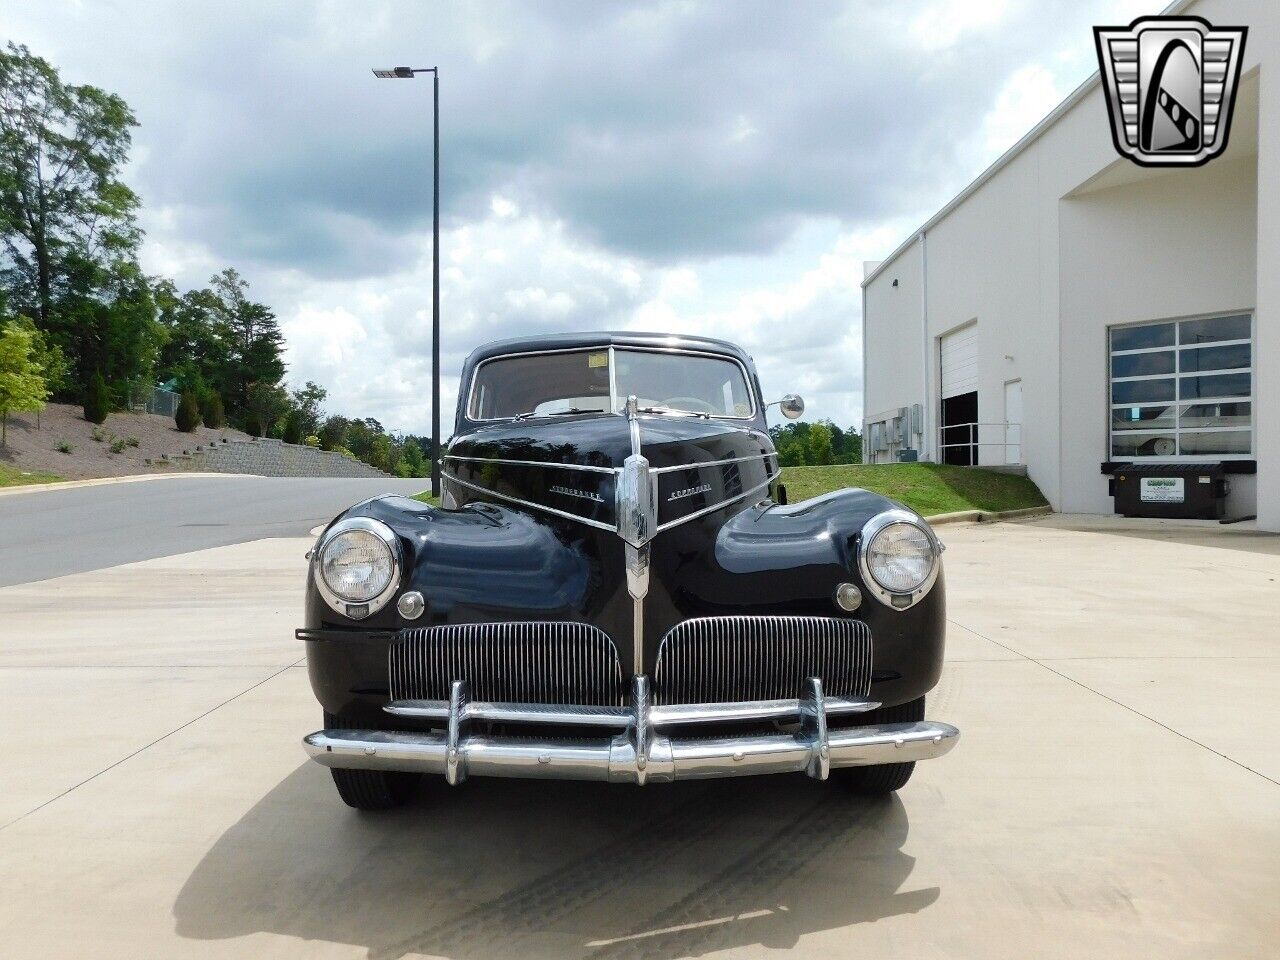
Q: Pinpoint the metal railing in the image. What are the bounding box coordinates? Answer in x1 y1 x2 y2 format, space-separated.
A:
127 383 181 418
938 421 1022 465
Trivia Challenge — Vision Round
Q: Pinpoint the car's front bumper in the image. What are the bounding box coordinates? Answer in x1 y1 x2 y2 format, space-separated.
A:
302 675 959 785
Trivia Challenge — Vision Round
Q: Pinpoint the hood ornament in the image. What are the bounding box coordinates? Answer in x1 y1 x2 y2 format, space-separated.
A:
618 395 654 671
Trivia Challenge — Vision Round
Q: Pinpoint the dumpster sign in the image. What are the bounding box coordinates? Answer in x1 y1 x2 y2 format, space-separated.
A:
1140 477 1185 503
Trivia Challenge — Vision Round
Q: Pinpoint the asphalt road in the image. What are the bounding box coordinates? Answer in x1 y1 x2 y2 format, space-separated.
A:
0 475 425 586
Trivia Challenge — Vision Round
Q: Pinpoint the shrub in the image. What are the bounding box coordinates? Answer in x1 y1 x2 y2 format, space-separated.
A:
83 371 109 425
91 426 109 442
55 441 73 454
201 392 226 429
303 434 321 448
281 409 304 445
109 437 127 454
125 435 139 448
175 391 201 432
243 412 263 437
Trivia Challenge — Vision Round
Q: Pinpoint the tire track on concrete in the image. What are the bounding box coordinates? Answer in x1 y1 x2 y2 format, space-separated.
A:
367 785 742 960
583 793 873 960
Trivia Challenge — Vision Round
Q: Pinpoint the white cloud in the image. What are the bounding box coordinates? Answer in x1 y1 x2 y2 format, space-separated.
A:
5 0 1159 440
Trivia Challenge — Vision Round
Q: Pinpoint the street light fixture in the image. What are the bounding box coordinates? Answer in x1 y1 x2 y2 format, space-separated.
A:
373 65 441 497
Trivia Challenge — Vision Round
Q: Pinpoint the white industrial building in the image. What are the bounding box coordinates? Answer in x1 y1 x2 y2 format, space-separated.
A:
861 0 1278 530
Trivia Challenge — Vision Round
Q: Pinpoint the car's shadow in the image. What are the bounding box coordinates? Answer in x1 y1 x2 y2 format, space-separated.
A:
174 764 937 959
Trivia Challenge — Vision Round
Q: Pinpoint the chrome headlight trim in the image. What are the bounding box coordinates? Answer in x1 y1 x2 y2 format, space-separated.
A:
857 509 941 610
313 517 402 619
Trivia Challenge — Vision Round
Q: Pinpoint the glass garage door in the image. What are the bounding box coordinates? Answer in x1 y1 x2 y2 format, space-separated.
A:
1109 314 1252 460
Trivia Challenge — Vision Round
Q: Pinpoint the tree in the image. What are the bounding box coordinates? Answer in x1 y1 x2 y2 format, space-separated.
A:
175 390 200 432
210 269 284 414
0 321 47 445
243 381 288 437
201 391 225 429
281 407 304 445
0 43 143 386
807 422 835 465
7 315 68 427
291 380 327 436
319 415 348 452
154 281 230 398
397 438 426 477
83 369 108 424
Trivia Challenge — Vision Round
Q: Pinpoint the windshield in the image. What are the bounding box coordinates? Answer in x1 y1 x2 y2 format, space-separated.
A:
467 347 755 420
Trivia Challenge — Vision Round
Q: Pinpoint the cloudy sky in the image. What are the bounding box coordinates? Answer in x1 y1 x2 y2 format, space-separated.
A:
4 0 1156 436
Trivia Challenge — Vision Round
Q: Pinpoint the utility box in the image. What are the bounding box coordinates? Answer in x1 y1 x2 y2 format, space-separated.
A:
897 449 919 463
1108 463 1227 520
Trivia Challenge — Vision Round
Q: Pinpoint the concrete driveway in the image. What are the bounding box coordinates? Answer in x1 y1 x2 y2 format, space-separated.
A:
0 514 1276 958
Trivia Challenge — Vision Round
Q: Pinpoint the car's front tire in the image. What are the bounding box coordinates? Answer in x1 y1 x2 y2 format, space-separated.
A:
323 711 419 810
831 696 925 795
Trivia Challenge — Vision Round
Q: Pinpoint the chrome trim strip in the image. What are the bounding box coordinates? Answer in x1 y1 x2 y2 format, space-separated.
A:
649 451 777 474
654 469 779 533
383 693 880 727
443 454 617 475
443 472 619 532
385 699 634 727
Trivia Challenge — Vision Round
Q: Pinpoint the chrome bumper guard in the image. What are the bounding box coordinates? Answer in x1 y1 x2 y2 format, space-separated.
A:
303 676 960 785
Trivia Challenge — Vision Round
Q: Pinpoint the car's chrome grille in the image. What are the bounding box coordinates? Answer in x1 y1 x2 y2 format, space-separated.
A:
390 622 625 706
653 616 872 705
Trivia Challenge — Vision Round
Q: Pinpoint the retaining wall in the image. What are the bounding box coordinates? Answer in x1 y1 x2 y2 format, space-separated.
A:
148 437 392 478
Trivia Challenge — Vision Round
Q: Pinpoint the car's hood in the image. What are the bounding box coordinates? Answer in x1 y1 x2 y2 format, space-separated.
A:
444 413 778 530
447 412 772 472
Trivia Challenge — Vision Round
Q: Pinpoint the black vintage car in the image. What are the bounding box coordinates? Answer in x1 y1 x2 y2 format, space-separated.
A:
301 332 958 809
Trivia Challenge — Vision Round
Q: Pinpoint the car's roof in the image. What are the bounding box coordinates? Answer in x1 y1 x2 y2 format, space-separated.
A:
464 331 754 367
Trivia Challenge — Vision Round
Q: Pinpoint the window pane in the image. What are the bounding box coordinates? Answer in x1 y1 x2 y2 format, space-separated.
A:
468 351 612 419
1179 401 1251 429
1112 405 1175 431
1179 430 1251 455
1112 379 1175 403
1111 323 1174 351
1111 351 1175 377
1112 432 1177 457
1180 372 1250 400
1180 343 1250 373
613 350 753 417
1179 314 1250 345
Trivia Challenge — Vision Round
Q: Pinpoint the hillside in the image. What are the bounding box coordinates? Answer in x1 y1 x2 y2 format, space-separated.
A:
0 403 251 483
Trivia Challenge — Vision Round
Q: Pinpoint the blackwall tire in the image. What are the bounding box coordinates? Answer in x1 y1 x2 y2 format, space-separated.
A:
323 711 419 810
832 696 926 796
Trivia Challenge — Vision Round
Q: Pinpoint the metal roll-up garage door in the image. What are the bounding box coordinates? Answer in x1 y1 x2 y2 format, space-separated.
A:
940 324 978 465
940 324 978 399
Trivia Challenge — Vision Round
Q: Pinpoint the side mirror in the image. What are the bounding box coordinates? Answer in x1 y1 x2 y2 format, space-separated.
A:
771 394 805 420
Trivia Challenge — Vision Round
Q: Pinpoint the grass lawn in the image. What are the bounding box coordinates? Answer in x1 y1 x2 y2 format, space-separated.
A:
781 463 1047 517
0 462 63 488
415 463 1046 518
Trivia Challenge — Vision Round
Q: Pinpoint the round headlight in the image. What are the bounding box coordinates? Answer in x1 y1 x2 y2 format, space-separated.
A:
314 518 401 618
866 522 934 593
321 529 395 601
858 511 940 609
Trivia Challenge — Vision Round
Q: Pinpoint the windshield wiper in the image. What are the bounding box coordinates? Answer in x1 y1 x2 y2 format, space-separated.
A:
512 407 603 421
634 405 711 419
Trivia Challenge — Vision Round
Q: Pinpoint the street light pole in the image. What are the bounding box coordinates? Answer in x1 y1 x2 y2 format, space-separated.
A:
373 65 441 496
